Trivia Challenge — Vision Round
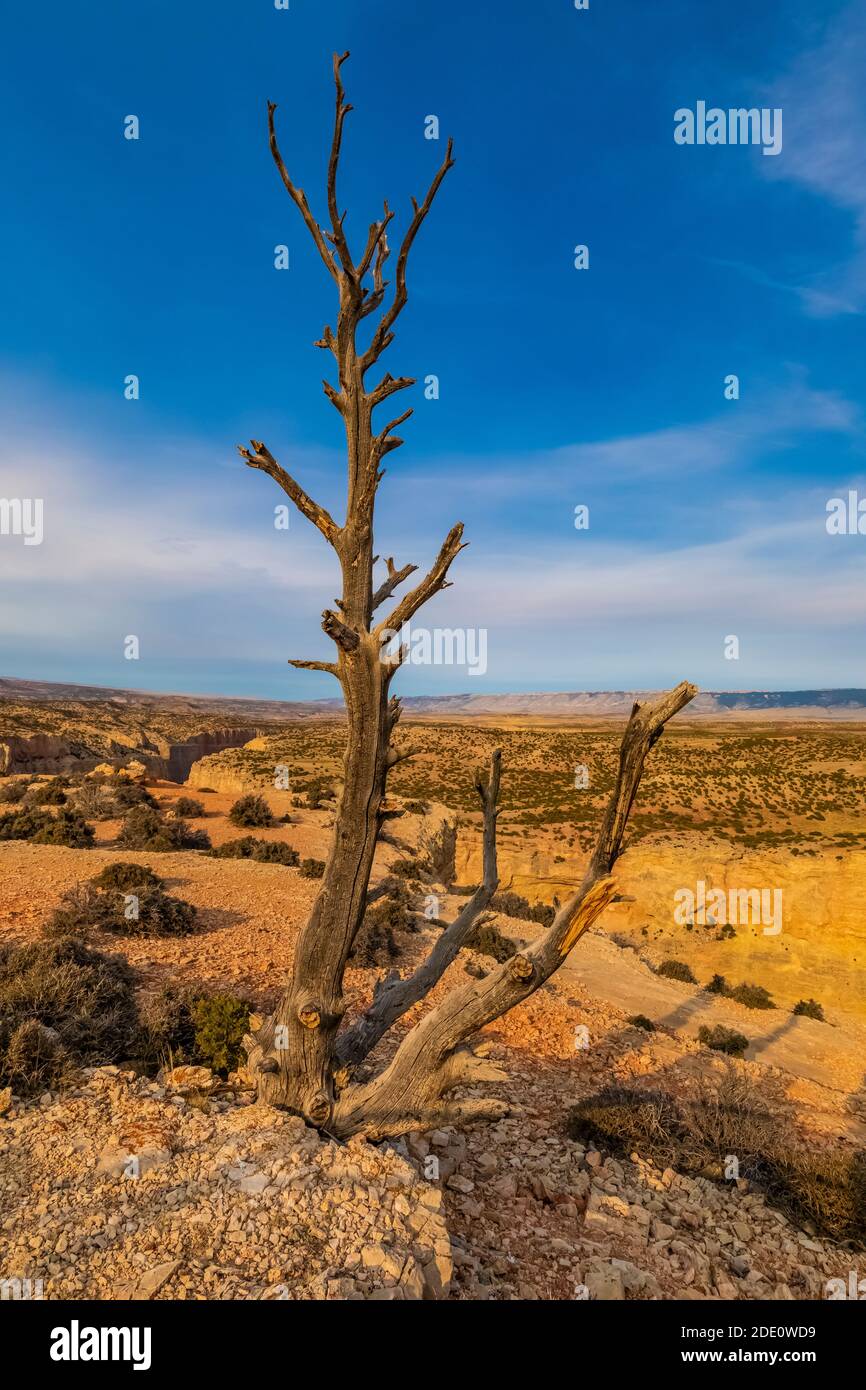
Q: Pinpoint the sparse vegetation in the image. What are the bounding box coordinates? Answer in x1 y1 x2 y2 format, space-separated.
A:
91 862 164 892
0 778 30 804
628 1014 655 1031
490 890 555 928
117 805 210 852
0 936 138 1095
350 894 407 967
464 920 516 963
302 776 337 810
210 836 298 866
44 881 197 939
173 796 205 818
0 806 95 848
655 959 698 984
228 794 275 828
389 856 431 880
299 858 326 879
793 998 825 1021
698 1023 750 1057
25 777 68 805
565 1073 866 1245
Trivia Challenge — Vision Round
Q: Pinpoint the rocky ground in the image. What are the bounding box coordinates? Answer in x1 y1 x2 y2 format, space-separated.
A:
0 1067 452 1301
0 1051 854 1302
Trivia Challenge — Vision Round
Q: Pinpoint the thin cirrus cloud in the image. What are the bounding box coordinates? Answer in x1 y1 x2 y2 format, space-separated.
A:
762 0 866 317
396 376 860 508
0 372 863 692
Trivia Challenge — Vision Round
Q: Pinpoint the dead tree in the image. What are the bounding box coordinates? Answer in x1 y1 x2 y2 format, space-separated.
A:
239 52 697 1137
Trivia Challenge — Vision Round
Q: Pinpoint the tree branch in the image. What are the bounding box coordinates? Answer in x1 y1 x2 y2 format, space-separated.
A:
337 749 501 1067
373 408 413 461
361 138 455 371
331 684 698 1136
238 440 341 546
267 102 338 281
288 659 340 676
371 557 419 612
376 523 467 635
326 51 356 278
321 609 360 651
368 373 415 408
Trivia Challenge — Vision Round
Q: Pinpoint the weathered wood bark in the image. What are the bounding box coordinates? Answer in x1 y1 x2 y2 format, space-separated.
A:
238 53 698 1138
240 53 458 1122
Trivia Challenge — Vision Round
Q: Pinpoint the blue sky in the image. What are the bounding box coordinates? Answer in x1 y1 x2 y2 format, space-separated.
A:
1 0 865 697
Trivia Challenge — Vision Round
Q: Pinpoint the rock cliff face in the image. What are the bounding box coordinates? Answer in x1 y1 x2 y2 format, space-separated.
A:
164 729 257 783
456 830 866 1023
0 727 258 780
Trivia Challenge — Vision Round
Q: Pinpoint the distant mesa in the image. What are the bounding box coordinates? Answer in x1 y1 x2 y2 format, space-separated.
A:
2 676 866 724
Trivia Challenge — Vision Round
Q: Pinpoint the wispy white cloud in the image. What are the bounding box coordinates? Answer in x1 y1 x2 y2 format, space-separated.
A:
396 374 860 502
765 0 866 316
2 376 864 692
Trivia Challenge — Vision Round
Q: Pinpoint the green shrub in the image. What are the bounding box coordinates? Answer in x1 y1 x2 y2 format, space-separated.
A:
111 781 157 811
628 1014 655 1031
228 795 275 828
655 959 697 984
300 858 326 879
210 836 298 866
698 1024 749 1057
403 799 428 814
705 973 729 995
464 921 516 963
137 987 250 1075
491 890 555 928
390 856 431 880
728 981 775 1010
0 806 95 847
173 797 205 818
303 777 337 810
92 862 164 892
0 779 29 804
191 994 250 1074
118 805 210 851
350 896 405 967
793 998 825 1021
25 778 68 806
137 984 198 1069
118 887 197 938
0 936 138 1094
44 882 197 939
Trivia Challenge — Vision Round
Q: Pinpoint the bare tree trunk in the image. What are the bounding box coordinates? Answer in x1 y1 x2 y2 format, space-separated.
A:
237 53 698 1138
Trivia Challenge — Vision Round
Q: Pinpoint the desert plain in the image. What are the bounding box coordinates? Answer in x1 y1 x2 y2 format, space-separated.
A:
1 687 864 1302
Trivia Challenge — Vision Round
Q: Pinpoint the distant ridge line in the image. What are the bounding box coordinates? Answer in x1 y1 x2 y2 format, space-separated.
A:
2 676 866 720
